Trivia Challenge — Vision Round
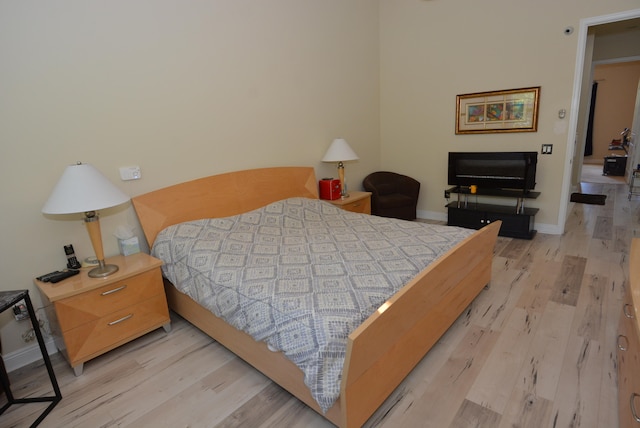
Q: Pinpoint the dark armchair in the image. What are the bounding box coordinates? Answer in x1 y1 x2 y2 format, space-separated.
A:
363 171 420 220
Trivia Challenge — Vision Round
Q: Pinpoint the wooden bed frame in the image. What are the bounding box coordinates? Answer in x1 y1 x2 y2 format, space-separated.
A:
132 166 501 428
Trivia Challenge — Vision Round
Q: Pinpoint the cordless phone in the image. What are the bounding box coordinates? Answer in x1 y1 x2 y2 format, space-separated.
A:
64 244 81 269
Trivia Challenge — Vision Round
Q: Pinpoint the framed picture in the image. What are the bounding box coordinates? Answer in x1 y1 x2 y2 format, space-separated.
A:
456 86 540 134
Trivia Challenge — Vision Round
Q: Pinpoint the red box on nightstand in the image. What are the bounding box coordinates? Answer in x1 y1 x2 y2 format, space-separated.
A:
319 178 341 200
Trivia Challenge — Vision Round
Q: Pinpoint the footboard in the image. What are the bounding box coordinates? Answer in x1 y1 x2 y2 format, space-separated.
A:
340 221 501 428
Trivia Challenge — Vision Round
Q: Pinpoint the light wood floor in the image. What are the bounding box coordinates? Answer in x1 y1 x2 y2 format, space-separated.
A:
2 181 639 427
580 162 626 185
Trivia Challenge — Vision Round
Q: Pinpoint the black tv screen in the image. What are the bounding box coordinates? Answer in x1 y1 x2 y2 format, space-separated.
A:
448 152 537 192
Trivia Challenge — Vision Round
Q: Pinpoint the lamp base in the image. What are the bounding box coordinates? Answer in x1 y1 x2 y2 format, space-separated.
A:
88 263 119 278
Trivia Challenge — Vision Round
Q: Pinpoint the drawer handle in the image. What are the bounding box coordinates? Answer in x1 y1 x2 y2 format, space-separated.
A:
618 334 629 351
101 285 127 296
631 392 640 422
108 314 133 326
624 303 635 319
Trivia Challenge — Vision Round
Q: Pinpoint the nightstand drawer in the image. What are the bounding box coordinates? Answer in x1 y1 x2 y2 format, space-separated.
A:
55 269 164 331
327 191 372 214
617 292 640 428
340 199 370 214
64 294 169 364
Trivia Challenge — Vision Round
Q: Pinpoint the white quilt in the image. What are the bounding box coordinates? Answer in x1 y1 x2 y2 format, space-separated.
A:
151 197 473 412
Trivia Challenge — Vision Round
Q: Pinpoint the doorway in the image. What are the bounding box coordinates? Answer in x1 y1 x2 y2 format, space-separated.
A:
580 60 640 184
576 18 640 185
559 9 640 233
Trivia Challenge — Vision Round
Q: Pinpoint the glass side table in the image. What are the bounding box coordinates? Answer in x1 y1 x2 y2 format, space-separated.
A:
0 290 61 427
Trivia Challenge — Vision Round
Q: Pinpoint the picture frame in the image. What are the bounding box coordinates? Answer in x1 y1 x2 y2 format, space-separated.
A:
455 86 540 134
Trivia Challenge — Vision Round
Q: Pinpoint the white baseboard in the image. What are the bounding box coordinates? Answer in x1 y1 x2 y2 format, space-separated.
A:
2 338 58 373
417 210 447 222
534 222 562 235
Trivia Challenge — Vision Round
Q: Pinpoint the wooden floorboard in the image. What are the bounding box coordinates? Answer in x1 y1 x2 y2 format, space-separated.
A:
2 181 638 427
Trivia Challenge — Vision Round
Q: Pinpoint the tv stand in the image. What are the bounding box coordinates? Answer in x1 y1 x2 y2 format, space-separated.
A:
446 186 540 239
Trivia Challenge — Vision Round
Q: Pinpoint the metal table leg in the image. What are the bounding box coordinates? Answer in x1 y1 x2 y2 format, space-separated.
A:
0 290 62 427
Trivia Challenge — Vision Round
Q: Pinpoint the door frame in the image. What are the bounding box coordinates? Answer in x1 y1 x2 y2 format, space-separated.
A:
560 8 640 233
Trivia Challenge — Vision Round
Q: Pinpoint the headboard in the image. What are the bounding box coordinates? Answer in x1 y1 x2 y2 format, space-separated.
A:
132 166 319 247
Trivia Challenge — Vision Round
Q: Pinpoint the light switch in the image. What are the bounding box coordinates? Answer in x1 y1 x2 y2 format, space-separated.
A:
119 166 141 181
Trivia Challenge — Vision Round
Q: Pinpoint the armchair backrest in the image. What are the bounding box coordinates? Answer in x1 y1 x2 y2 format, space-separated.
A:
363 171 420 197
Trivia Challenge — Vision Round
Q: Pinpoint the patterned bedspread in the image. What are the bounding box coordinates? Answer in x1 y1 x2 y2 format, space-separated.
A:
151 197 473 412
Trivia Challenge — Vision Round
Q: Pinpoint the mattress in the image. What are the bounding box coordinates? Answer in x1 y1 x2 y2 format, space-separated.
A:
151 197 473 412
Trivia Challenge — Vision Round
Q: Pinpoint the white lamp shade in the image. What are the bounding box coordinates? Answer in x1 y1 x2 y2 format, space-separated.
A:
42 163 130 214
322 138 359 162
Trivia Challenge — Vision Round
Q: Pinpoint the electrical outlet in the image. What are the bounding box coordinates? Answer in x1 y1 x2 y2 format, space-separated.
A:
444 189 451 199
13 303 28 321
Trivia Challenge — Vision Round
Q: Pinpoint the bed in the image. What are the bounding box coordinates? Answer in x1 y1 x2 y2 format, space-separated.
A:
132 166 501 428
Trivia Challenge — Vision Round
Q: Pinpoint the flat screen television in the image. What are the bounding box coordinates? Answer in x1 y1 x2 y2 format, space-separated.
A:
448 151 537 193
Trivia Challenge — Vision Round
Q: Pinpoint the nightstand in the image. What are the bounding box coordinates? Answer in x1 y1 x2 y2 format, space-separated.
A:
35 252 171 376
327 191 372 214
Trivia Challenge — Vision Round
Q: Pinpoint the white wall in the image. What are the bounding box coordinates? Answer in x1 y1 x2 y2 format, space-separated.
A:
3 0 639 366
593 26 640 61
379 0 640 227
0 1 380 358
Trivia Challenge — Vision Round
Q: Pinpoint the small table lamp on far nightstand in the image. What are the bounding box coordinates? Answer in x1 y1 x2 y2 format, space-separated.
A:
322 138 359 198
42 162 130 278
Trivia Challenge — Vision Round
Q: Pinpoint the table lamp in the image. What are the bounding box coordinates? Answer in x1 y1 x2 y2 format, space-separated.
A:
42 162 131 278
322 138 359 198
